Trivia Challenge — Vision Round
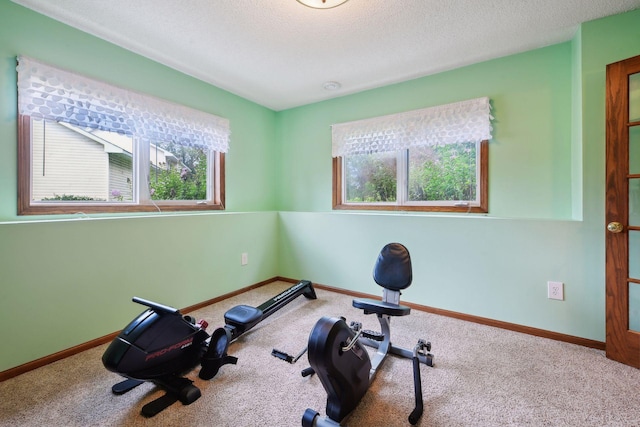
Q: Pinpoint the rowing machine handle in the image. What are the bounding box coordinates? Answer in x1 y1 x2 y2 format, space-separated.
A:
408 355 423 425
132 296 180 315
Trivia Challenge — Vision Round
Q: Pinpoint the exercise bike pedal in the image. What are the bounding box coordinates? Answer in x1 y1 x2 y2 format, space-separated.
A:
272 348 295 363
361 329 384 341
349 322 384 343
416 338 431 352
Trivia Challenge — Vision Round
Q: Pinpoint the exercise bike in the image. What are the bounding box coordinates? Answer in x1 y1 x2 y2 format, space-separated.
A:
302 243 433 426
102 279 316 417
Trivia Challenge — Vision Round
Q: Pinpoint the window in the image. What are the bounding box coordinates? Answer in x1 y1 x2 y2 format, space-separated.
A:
17 56 229 215
332 97 492 213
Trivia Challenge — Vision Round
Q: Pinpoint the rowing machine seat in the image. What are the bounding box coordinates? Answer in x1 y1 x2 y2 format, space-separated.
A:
224 305 263 335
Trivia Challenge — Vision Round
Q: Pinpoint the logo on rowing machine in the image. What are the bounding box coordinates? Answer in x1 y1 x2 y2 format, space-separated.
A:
273 281 306 302
145 337 194 362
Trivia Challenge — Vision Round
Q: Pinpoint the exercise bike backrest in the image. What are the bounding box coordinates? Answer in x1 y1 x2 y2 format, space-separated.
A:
353 242 413 316
373 242 412 290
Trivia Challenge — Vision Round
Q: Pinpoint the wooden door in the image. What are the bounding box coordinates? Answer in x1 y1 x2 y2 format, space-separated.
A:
606 54 640 367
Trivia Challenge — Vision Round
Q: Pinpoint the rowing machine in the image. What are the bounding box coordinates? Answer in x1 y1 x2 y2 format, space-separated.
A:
102 280 316 417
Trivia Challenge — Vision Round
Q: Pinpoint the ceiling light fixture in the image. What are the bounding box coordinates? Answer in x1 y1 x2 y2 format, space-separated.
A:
296 0 349 9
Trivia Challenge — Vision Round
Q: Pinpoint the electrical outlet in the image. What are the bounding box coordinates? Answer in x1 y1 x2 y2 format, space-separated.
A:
241 252 248 266
547 281 564 301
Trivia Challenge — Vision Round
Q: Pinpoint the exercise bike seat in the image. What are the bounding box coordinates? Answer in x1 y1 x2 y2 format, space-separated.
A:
352 298 410 316
353 242 412 317
224 305 263 334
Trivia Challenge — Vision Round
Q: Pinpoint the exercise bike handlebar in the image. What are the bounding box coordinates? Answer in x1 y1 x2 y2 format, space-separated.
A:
132 296 180 315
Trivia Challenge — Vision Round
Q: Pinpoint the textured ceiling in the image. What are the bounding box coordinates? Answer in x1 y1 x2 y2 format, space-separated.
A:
10 0 640 111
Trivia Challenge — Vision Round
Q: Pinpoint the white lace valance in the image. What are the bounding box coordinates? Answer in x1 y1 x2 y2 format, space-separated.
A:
16 56 230 152
332 97 492 157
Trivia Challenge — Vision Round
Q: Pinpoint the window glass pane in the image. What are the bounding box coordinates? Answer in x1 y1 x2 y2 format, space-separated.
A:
630 72 640 123
408 142 477 202
149 141 208 201
630 230 640 280
344 152 397 202
630 282 640 332
31 119 133 203
629 126 640 174
630 179 640 227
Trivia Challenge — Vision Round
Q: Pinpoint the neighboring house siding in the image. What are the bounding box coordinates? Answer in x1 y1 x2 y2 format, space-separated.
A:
31 120 108 201
108 153 133 201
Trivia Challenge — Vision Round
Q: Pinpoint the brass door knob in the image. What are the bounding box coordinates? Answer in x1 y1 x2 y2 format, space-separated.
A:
607 222 624 233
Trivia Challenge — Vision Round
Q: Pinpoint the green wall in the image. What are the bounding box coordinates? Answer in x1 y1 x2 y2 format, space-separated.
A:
276 9 640 342
1 1 639 373
0 212 279 370
276 43 574 218
0 1 280 371
275 39 603 339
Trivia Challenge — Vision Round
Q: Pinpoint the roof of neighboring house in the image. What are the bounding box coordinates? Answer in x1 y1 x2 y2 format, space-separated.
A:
57 121 127 155
58 121 184 170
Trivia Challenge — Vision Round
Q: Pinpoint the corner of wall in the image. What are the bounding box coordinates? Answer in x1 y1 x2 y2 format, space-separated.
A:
571 26 584 221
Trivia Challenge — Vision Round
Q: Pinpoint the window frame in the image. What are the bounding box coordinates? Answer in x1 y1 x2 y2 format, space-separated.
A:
332 140 488 213
18 115 225 215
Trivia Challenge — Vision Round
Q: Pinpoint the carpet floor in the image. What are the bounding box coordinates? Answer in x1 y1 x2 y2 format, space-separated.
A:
2 281 640 426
